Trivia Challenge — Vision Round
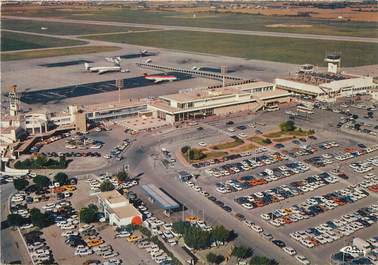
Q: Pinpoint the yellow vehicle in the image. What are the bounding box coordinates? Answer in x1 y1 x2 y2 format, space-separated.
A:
127 234 141 242
63 185 76 192
87 239 104 247
185 215 199 222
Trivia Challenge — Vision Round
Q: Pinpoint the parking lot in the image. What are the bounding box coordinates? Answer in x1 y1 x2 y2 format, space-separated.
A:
157 100 378 264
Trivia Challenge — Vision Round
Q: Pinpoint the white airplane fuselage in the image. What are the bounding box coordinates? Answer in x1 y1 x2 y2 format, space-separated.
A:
144 75 177 83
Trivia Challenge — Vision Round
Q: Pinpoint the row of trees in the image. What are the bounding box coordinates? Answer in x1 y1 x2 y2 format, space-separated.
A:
14 155 69 170
181 146 206 161
7 208 53 229
14 172 74 192
173 221 232 250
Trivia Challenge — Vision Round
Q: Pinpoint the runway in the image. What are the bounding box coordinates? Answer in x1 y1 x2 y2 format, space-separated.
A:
4 15 378 44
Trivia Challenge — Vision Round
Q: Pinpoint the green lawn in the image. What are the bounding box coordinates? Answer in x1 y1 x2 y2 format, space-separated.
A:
1 31 86 51
5 8 377 38
1 19 150 35
83 30 378 67
1 45 121 61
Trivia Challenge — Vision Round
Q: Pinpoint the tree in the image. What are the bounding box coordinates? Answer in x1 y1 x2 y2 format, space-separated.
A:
54 172 68 185
352 114 359 120
116 171 129 182
232 246 253 261
189 149 205 161
184 226 211 249
30 208 52 228
279 120 296 132
173 221 190 235
262 138 272 144
354 123 361 130
206 252 225 264
210 225 231 244
100 180 115 192
181 146 190 154
13 178 29 191
33 175 50 189
250 256 278 265
80 206 98 224
7 214 25 227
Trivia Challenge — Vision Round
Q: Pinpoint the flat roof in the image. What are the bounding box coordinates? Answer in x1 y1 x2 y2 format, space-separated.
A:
110 204 141 219
160 87 249 103
142 184 180 210
98 190 127 205
82 99 147 113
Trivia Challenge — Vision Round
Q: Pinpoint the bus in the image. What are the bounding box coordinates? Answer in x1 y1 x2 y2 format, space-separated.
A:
297 106 314 114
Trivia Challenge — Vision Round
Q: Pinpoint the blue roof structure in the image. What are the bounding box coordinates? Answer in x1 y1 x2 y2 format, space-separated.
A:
142 184 180 210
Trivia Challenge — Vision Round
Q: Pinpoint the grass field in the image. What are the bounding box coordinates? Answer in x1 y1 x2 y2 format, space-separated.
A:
1 19 150 35
83 30 378 67
1 46 121 61
5 8 377 38
1 31 86 51
211 138 244 150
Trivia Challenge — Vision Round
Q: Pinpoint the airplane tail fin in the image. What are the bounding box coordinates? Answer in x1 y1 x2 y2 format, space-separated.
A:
84 62 90 70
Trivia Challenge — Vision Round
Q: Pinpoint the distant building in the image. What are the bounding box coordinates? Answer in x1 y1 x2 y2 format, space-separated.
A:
97 190 142 227
275 55 377 102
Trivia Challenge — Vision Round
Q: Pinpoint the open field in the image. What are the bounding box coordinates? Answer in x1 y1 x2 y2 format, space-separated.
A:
3 7 378 38
83 30 378 67
169 6 378 23
1 45 121 61
1 31 86 52
1 19 151 35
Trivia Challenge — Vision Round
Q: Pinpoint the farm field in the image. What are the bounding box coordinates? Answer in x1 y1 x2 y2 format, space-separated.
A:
1 31 86 51
4 7 378 38
83 30 378 67
1 19 151 35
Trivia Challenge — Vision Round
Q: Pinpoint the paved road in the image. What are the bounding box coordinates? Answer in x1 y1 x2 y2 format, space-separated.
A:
122 128 296 265
4 16 378 44
0 183 32 265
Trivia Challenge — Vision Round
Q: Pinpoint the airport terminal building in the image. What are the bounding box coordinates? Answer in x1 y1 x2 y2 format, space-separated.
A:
148 81 291 123
275 56 377 102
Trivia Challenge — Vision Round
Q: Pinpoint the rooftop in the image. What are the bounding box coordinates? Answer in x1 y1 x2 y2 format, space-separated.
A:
160 86 250 103
142 184 180 210
98 190 128 205
110 204 141 219
287 71 354 86
82 99 147 113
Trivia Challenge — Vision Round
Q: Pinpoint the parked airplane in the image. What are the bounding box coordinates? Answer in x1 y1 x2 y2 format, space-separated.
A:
145 59 152 63
105 56 121 65
144 73 177 83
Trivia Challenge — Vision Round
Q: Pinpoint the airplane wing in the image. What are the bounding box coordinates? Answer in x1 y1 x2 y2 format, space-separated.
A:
98 69 109 75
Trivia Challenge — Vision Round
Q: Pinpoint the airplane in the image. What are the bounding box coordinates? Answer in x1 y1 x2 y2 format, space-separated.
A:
145 59 152 64
41 27 48 30
144 73 177 83
105 56 121 65
84 63 122 74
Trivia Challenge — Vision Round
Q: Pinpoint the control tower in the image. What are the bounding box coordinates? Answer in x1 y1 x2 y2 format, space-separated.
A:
8 85 20 116
325 53 341 74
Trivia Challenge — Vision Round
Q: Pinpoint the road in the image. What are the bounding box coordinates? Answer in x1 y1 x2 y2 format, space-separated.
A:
0 183 32 265
121 128 295 265
4 16 378 44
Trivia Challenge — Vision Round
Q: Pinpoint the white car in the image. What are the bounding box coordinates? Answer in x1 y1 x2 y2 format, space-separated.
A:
283 246 296 256
295 255 310 265
198 142 207 147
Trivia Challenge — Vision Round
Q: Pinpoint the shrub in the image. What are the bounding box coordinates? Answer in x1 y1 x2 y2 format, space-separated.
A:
13 178 29 191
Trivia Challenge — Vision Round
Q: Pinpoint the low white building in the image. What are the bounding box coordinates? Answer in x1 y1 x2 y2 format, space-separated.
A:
275 57 377 102
97 190 142 227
